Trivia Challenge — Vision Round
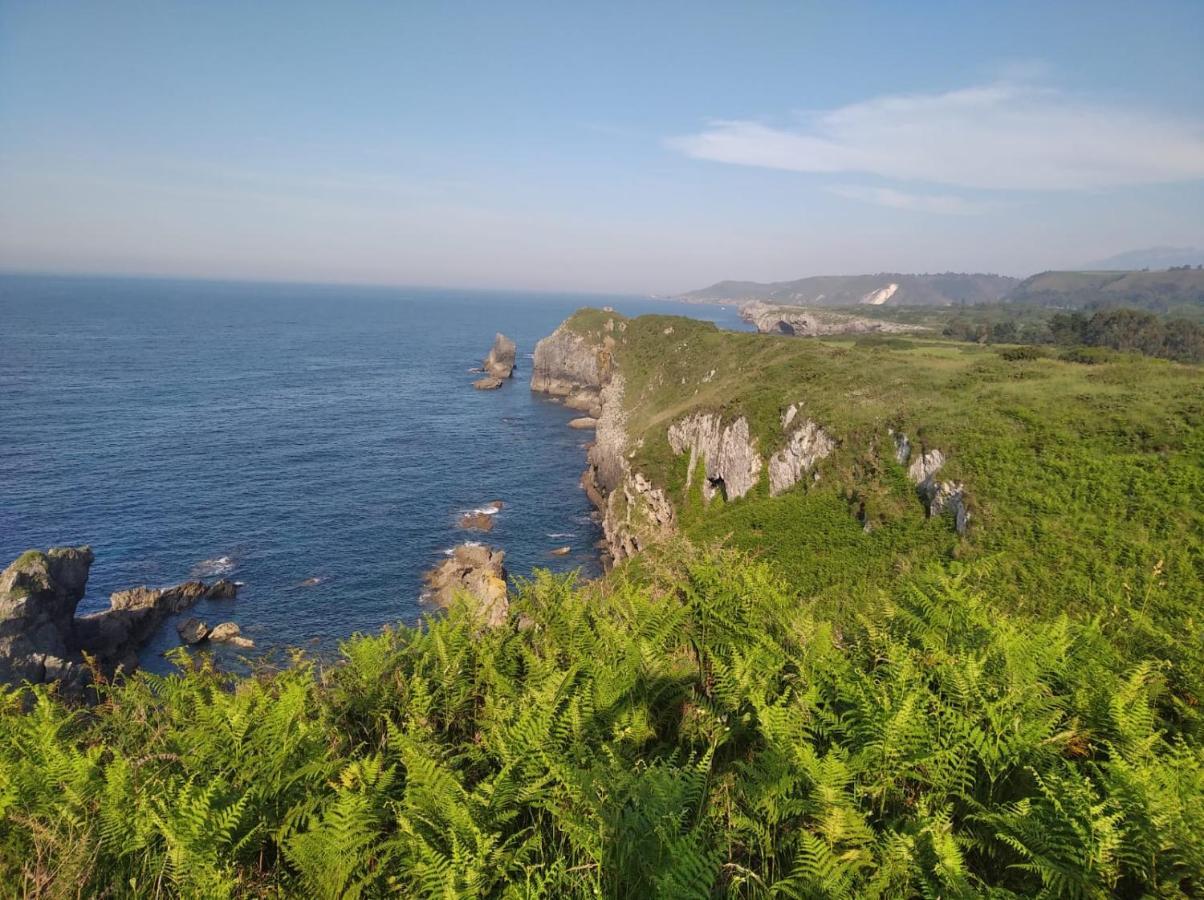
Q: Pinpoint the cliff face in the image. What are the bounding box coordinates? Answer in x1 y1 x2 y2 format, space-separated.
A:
583 375 675 565
668 414 762 502
530 321 615 416
740 301 924 337
532 314 674 565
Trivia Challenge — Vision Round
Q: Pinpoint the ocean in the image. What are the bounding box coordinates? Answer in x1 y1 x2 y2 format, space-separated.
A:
0 274 747 670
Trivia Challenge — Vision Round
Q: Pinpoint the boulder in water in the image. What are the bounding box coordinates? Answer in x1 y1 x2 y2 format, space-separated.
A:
423 544 509 629
177 618 210 645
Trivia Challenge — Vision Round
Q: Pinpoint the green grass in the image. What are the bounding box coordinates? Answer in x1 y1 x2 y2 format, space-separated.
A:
601 313 1204 708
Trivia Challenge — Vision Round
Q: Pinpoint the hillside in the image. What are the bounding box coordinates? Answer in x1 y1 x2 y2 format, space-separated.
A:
3 312 1203 896
678 272 1018 307
680 268 1204 315
1009 268 1204 314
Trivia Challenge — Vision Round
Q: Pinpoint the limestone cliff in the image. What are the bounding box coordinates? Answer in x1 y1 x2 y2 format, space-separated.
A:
582 375 675 565
532 314 675 565
668 414 762 502
530 318 617 416
741 301 924 337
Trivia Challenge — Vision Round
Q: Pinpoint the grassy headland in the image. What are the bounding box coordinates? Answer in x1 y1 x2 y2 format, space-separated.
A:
2 312 1202 896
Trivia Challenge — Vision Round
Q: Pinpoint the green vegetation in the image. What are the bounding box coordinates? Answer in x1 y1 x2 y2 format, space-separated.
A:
3 312 1202 896
3 551 1202 896
1009 269 1204 316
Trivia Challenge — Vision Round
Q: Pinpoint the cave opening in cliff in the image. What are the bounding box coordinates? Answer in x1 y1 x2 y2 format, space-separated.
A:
775 321 796 335
707 475 727 501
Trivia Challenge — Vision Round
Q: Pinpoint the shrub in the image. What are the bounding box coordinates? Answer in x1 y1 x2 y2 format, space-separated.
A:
1 549 1200 897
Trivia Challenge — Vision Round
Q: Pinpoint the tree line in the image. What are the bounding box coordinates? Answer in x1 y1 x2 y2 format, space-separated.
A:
943 307 1204 363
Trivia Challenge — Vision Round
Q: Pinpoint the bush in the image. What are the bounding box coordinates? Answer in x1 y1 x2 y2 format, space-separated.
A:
998 345 1048 361
2 550 1201 897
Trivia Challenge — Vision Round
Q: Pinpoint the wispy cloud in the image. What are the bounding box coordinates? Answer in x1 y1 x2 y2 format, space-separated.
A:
826 185 987 215
668 81 1204 191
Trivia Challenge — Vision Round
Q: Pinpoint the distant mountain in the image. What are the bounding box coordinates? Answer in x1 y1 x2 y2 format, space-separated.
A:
1086 246 1204 270
678 273 1018 307
1009 268 1204 314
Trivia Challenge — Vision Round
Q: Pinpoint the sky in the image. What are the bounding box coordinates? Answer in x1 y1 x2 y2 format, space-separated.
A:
1 0 1202 294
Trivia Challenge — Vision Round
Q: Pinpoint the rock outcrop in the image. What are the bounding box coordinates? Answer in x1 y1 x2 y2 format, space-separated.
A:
0 547 95 689
473 376 504 390
0 546 241 693
177 618 209 644
768 415 836 496
741 301 924 337
668 413 762 502
458 511 496 532
483 333 517 379
530 319 614 415
423 544 509 628
895 438 971 534
209 622 254 648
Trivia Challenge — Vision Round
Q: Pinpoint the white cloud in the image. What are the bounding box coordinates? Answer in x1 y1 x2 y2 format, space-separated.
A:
826 184 986 215
669 81 1204 191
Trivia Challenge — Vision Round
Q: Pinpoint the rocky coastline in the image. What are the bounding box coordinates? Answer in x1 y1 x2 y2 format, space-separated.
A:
0 546 242 696
531 315 675 567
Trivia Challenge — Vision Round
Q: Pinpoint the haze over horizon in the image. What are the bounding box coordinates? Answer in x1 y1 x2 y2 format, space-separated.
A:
2 1 1202 295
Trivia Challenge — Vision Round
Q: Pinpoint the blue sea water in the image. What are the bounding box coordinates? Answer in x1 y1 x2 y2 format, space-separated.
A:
0 274 747 670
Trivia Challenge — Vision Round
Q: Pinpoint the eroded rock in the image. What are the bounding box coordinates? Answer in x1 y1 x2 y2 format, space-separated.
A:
768 420 836 496
901 441 970 534
473 376 504 390
177 618 209 644
741 301 924 337
483 333 517 379
423 544 509 628
0 547 94 690
668 413 762 502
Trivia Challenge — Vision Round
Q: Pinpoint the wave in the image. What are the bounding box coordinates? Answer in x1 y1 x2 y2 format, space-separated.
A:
443 541 483 556
191 555 236 578
464 502 502 516
546 532 574 538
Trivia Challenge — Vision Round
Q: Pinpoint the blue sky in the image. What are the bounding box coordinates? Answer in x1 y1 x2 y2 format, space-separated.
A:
1 1 1202 293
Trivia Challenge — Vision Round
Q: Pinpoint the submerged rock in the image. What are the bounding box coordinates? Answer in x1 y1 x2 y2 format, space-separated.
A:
177 618 210 645
569 417 598 429
458 511 496 531
423 544 509 628
550 546 571 556
483 333 517 379
209 622 254 648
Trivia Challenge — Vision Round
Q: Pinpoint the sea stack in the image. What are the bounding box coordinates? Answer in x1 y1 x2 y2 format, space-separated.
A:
483 333 517 379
